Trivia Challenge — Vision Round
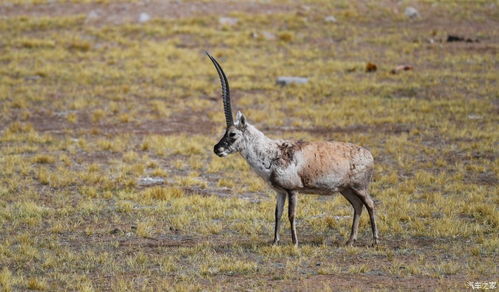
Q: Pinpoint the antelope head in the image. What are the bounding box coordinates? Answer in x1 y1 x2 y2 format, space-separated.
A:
207 52 248 157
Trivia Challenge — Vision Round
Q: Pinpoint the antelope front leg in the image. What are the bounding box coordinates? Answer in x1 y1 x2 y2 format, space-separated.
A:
273 192 286 245
288 191 298 247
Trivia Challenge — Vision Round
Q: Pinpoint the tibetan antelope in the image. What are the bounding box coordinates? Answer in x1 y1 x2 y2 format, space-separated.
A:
207 52 379 247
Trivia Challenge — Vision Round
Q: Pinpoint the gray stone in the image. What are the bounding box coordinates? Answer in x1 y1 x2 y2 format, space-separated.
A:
24 75 42 81
468 114 482 120
324 15 337 23
138 176 165 186
405 7 420 18
300 5 311 12
261 31 276 40
252 31 276 40
138 12 151 23
87 10 99 20
276 76 308 86
219 17 238 26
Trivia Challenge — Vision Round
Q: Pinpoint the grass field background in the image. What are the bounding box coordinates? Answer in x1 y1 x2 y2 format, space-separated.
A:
0 0 497 290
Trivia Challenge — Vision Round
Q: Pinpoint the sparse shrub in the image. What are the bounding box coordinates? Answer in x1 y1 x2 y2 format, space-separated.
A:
116 201 134 213
218 178 235 188
27 277 48 291
118 113 132 123
32 154 55 164
141 141 150 151
80 186 98 198
0 267 13 291
18 38 55 49
67 40 91 52
136 221 154 237
324 216 337 228
177 176 207 189
122 151 139 163
150 168 168 177
37 168 50 185
92 109 106 123
6 122 34 134
150 100 171 117
97 139 114 151
49 222 65 234
10 99 27 109
433 262 461 276
201 257 257 276
278 32 294 42
66 112 78 123
348 264 370 274
145 160 158 169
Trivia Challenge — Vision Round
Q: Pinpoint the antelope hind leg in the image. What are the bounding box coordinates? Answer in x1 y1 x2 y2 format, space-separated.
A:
340 188 364 246
353 188 379 246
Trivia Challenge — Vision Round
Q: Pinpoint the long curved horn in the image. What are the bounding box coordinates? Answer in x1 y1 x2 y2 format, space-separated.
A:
206 52 233 127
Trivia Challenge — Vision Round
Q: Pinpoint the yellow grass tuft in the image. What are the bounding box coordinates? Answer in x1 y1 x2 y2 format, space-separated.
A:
0 267 13 291
32 154 55 164
27 278 48 291
143 186 184 201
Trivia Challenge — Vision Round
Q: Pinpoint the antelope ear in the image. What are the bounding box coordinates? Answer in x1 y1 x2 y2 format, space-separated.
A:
235 111 247 129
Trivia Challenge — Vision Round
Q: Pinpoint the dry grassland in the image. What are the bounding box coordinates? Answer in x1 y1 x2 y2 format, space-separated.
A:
0 0 497 290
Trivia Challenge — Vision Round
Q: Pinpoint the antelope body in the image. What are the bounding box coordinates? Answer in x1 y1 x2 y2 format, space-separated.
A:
207 52 379 246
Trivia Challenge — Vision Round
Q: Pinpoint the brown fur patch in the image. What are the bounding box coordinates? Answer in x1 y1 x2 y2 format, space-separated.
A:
298 142 360 188
276 140 309 166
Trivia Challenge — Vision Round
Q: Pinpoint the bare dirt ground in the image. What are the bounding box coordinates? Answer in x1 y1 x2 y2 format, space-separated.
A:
0 1 295 23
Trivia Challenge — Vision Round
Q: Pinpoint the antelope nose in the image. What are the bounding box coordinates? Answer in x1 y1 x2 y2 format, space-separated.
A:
214 146 224 156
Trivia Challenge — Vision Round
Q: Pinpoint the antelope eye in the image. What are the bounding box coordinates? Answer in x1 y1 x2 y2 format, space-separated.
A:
229 132 236 138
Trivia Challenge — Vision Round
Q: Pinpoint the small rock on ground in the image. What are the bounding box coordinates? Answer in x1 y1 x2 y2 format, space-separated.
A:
251 31 276 40
390 65 413 74
276 76 308 86
87 10 99 20
138 176 165 186
261 31 276 40
138 12 151 23
405 7 420 18
468 114 482 120
219 17 238 26
324 16 337 23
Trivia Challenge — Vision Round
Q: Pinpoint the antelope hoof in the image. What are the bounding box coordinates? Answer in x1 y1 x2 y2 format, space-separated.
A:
371 239 379 247
345 239 355 247
272 240 280 246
